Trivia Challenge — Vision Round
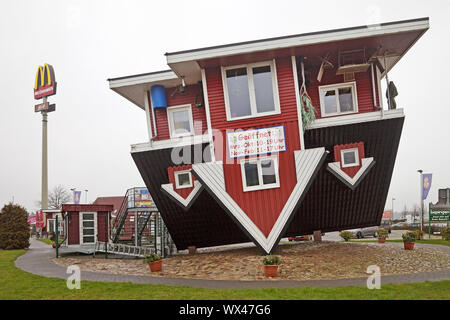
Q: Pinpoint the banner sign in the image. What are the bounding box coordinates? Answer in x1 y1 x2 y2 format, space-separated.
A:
135 189 152 207
422 173 432 200
429 208 450 222
227 125 286 158
74 191 82 204
35 102 56 113
34 64 57 100
382 210 392 219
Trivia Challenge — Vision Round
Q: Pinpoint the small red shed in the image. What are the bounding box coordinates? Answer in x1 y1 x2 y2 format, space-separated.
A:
61 204 113 246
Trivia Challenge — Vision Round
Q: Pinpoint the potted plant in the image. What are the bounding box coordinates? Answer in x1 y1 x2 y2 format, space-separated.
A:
402 231 416 250
376 228 389 243
339 231 354 242
144 253 162 272
262 255 282 277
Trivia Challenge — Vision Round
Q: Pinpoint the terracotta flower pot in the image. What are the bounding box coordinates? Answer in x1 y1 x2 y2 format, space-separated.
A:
378 237 386 243
52 243 56 248
263 264 279 277
188 246 196 254
404 241 415 250
148 260 162 272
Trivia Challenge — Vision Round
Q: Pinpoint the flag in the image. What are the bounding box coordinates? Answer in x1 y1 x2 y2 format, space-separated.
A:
74 191 82 204
422 173 432 200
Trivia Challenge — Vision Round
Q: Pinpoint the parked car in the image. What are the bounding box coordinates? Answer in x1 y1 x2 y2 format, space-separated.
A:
345 226 378 239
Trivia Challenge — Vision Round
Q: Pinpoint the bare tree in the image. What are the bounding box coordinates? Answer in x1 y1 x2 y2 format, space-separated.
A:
35 185 72 209
402 205 408 219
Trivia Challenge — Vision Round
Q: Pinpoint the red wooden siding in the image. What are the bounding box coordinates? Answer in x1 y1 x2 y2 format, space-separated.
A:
97 212 108 243
150 84 207 141
205 56 299 132
167 164 195 199
67 212 79 245
333 142 365 178
308 68 377 119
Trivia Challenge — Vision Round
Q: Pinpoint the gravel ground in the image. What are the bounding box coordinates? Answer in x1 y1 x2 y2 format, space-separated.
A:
53 241 450 281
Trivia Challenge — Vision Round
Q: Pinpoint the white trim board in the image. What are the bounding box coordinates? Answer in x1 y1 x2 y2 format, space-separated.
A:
308 109 404 130
327 157 375 190
192 147 326 254
161 180 203 211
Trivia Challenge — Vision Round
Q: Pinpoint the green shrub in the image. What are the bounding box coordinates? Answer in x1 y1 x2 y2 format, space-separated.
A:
262 255 282 265
414 230 425 240
402 231 417 243
0 203 30 250
442 227 450 241
339 231 354 242
143 253 161 263
377 228 389 238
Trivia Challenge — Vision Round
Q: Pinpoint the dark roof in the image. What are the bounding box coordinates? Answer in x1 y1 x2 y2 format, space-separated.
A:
93 196 125 213
165 17 429 57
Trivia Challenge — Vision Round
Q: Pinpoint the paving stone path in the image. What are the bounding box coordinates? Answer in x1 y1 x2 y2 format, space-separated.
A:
14 238 450 289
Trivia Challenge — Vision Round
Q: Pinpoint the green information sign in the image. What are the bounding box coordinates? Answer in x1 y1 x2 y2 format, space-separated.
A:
429 208 450 222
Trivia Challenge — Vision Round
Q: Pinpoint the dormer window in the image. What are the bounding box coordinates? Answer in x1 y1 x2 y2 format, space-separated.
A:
174 170 193 189
319 82 358 117
167 104 194 138
341 148 360 168
222 60 280 121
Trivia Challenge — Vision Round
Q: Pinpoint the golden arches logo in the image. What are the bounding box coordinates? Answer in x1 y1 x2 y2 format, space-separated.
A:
34 64 55 90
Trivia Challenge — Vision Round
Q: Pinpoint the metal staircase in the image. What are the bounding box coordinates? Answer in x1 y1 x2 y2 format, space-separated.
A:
107 187 175 258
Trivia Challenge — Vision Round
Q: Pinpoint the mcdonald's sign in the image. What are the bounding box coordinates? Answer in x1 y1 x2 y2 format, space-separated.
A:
34 64 56 99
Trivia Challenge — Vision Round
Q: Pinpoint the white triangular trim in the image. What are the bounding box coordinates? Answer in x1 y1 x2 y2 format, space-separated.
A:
192 148 326 254
161 180 203 208
328 157 374 186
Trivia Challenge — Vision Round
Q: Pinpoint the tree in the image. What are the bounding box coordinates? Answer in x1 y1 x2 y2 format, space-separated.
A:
0 203 30 250
35 185 72 209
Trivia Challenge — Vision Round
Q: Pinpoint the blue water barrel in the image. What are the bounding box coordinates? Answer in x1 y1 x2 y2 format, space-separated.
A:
151 85 167 108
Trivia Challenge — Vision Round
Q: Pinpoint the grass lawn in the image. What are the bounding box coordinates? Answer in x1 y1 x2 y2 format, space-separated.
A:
1 250 450 300
349 239 450 246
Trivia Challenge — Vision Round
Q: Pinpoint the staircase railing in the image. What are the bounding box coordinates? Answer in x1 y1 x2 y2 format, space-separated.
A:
111 190 131 243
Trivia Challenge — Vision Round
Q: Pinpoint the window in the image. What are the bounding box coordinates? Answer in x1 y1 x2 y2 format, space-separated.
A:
240 156 280 192
80 212 96 244
167 104 194 138
319 82 358 117
222 60 280 120
175 170 193 189
341 148 360 168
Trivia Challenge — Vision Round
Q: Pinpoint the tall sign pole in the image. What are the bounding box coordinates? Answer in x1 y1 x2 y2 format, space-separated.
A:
34 64 57 211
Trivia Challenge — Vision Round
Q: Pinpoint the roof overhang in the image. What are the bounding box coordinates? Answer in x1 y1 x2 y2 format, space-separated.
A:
166 17 429 77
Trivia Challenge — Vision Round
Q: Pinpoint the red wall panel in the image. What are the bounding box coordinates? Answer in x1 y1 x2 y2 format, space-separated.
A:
150 84 207 141
307 68 376 119
333 142 365 178
167 164 196 199
68 212 79 245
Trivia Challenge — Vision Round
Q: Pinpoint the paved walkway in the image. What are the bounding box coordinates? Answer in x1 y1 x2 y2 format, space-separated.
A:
14 238 450 289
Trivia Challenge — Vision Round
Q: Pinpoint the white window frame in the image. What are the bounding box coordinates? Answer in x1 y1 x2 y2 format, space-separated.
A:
79 212 97 245
174 170 193 189
167 104 194 138
240 156 280 192
46 218 55 233
319 81 358 117
341 148 360 168
221 60 281 121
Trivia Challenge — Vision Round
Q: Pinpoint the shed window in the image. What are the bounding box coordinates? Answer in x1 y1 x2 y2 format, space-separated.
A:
341 148 360 168
175 170 193 189
222 60 280 120
167 104 194 138
319 82 358 117
240 156 280 192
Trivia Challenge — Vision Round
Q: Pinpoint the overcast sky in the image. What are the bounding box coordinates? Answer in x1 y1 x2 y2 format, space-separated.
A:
1 0 449 215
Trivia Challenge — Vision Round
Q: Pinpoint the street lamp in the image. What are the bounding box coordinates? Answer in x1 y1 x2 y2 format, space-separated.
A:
417 169 424 231
70 188 76 204
392 197 395 219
